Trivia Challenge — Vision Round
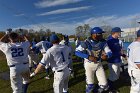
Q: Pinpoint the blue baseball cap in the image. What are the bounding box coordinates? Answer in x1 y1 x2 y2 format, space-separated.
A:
112 27 123 32
50 34 59 42
137 30 140 37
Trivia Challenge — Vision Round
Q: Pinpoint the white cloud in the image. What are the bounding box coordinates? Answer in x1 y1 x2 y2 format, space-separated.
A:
37 6 91 16
35 0 83 8
83 14 140 29
17 14 140 35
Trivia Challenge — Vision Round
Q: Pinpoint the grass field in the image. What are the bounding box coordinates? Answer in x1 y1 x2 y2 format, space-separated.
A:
0 44 131 93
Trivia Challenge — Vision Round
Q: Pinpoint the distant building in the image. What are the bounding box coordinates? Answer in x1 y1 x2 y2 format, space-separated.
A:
121 27 139 42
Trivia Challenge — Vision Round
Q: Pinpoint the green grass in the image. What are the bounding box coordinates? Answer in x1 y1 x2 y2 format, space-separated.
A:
0 47 130 93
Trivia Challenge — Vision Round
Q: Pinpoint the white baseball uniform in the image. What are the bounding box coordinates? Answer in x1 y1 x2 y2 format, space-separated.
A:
40 44 70 93
0 41 30 93
28 48 39 69
75 38 112 92
127 41 140 93
28 41 39 70
59 40 73 71
35 40 51 54
35 40 52 68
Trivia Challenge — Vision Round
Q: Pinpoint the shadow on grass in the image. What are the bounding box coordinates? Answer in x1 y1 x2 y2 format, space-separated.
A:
102 63 108 70
69 74 85 88
116 70 131 89
30 88 53 93
69 61 85 88
0 71 10 80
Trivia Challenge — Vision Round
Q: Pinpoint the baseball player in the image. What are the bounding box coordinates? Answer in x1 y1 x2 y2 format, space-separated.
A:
107 27 126 92
75 36 81 48
28 39 39 72
75 27 112 93
0 32 30 93
127 29 140 93
119 39 127 73
59 35 74 77
30 34 71 93
35 36 52 79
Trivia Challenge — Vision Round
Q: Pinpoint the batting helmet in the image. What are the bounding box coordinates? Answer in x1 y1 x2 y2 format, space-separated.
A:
90 27 105 34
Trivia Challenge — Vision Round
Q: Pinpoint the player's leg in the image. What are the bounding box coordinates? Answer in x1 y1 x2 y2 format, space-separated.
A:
108 63 120 92
96 64 108 93
129 70 140 93
130 77 140 93
109 63 120 81
32 54 39 69
21 64 30 93
63 67 70 93
68 59 74 78
45 65 50 79
10 67 23 93
53 71 64 93
28 55 33 72
84 62 95 93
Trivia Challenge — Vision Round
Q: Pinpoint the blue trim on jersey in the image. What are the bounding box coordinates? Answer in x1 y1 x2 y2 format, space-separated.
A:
75 51 89 59
134 62 140 64
39 62 46 66
106 52 112 58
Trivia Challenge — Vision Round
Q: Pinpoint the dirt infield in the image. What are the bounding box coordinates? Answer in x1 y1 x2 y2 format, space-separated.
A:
0 71 10 80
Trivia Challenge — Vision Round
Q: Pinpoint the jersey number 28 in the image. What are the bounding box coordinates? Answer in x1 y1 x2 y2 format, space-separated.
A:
11 48 24 57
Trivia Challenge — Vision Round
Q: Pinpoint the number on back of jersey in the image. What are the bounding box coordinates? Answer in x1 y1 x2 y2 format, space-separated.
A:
11 48 24 57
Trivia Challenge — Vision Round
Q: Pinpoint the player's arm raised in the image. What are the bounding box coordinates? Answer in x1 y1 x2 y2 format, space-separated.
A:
0 33 9 43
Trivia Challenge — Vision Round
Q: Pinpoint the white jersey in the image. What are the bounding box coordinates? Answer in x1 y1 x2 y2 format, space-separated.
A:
127 41 140 70
59 40 73 59
0 41 30 66
75 39 80 47
40 44 70 71
35 41 51 54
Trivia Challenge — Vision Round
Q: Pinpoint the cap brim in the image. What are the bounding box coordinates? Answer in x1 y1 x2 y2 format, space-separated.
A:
112 31 123 32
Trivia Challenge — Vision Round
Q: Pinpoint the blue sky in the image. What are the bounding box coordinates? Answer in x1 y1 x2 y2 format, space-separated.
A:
0 0 140 35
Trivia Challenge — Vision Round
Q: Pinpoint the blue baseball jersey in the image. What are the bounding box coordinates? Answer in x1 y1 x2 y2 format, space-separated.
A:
107 35 122 63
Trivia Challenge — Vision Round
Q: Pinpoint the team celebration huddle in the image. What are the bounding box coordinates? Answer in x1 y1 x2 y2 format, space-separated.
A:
0 26 140 93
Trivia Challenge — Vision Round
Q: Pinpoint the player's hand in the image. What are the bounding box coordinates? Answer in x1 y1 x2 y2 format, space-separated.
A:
88 56 97 63
30 72 36 78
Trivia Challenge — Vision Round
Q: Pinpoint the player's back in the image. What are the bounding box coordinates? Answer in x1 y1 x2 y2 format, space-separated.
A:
48 44 70 71
36 40 52 53
0 41 30 66
127 41 140 69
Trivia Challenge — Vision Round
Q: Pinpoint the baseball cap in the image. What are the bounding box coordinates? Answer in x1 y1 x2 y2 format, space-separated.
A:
111 27 123 32
50 34 59 42
137 30 140 37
